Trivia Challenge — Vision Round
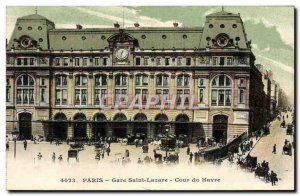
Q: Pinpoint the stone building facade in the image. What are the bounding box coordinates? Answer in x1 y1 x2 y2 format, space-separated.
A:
6 10 265 143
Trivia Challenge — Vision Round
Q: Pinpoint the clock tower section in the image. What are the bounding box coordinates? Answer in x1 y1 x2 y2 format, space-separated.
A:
108 29 138 65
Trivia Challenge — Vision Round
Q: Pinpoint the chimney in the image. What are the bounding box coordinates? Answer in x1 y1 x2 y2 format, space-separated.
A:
173 22 178 28
76 24 82 29
114 22 120 28
134 22 140 28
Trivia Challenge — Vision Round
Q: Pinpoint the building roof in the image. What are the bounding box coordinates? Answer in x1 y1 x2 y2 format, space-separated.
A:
7 10 250 51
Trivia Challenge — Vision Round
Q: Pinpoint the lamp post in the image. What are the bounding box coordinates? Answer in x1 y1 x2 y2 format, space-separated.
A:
165 128 169 158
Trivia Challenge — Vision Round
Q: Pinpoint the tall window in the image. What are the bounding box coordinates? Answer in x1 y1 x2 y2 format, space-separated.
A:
63 57 69 66
165 57 170 66
83 58 88 66
55 75 68 105
115 75 127 104
198 78 205 103
94 58 100 66
29 58 35 66
135 74 149 104
186 57 191 66
177 75 190 105
239 78 246 104
16 75 34 104
75 75 87 105
144 57 149 66
136 57 141 66
55 57 60 66
94 75 107 105
211 75 232 106
6 78 10 102
177 57 182 66
74 58 80 66
156 57 161 66
17 58 22 66
156 74 169 105
103 58 108 66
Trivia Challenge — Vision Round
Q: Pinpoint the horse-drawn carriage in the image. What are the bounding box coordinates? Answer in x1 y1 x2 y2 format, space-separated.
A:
160 137 176 151
255 167 268 179
142 144 149 153
286 124 293 135
70 138 85 151
166 154 179 164
67 149 79 162
282 143 292 155
177 134 189 148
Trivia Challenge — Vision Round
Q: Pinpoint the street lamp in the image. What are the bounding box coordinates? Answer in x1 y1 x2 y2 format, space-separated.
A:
12 131 19 159
165 128 169 158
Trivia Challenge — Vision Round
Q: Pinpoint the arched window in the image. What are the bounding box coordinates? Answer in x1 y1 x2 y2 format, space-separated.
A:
156 74 169 86
211 75 232 106
177 75 190 106
16 75 34 104
55 75 68 105
95 75 107 105
115 74 127 86
75 75 87 105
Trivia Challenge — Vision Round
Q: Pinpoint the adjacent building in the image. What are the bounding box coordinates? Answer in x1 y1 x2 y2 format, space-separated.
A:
6 10 265 143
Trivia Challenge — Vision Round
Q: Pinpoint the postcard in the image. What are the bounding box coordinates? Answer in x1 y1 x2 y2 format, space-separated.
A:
6 6 295 191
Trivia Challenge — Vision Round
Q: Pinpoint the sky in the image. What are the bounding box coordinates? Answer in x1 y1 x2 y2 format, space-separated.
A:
6 6 295 104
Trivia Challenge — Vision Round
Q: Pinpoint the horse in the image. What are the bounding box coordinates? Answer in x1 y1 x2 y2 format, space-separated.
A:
153 149 162 162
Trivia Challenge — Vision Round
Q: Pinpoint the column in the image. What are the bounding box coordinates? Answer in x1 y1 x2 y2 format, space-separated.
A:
107 72 113 106
128 72 134 105
68 72 73 106
170 72 176 99
88 72 93 106
67 124 73 139
149 72 155 98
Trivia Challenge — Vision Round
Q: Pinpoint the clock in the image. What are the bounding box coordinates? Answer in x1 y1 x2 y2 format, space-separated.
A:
216 35 229 47
116 48 129 60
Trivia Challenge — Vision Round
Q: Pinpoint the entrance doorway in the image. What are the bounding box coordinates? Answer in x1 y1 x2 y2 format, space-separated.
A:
73 113 87 139
113 113 127 138
213 115 228 143
133 113 147 137
175 114 189 137
19 112 32 140
53 113 68 140
93 113 107 140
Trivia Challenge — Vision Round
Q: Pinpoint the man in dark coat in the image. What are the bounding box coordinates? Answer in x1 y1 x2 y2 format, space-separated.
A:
23 140 27 150
270 171 278 186
187 145 190 155
272 144 276 154
106 147 111 156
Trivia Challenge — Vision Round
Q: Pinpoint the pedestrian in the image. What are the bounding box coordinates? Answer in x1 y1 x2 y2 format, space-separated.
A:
272 144 276 154
52 152 56 163
108 138 111 147
102 153 104 159
189 152 193 163
33 137 37 144
66 138 69 145
137 158 142 164
250 139 253 148
23 140 27 150
187 145 190 155
270 171 278 186
6 142 9 151
58 155 63 162
106 147 111 156
37 152 42 160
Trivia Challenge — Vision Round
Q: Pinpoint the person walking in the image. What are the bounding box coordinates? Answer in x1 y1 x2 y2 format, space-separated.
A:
272 144 276 154
58 155 63 162
6 142 9 151
52 152 56 163
187 145 190 155
106 147 111 156
23 140 27 150
189 152 193 163
37 152 42 160
270 171 278 186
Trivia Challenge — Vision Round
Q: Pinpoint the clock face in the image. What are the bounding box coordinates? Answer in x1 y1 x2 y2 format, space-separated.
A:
216 35 229 47
116 48 129 60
